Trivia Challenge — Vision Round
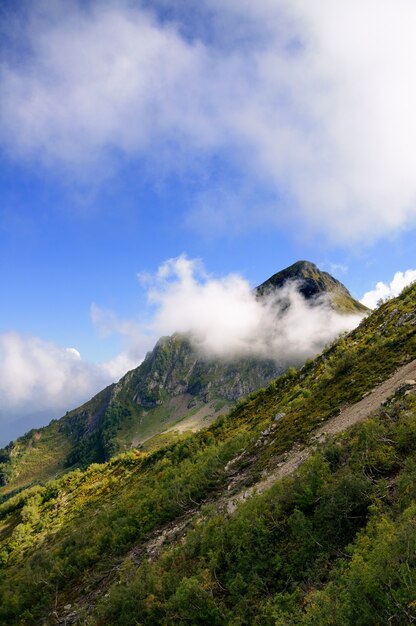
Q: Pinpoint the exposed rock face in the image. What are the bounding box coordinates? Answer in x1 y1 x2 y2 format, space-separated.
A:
54 332 282 467
125 334 281 408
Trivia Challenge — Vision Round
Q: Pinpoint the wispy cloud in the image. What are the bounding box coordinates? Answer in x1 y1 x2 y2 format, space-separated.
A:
1 1 416 243
90 303 155 379
360 269 416 309
0 332 113 431
328 263 348 277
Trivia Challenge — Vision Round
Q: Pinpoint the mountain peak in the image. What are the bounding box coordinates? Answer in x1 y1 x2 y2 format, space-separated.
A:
256 260 368 314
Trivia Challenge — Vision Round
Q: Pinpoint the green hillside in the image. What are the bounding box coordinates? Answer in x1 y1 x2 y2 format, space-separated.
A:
0 281 414 625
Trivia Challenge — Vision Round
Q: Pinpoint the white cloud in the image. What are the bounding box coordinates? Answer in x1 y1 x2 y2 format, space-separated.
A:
101 351 139 381
1 2 416 242
66 347 81 359
0 332 113 429
142 256 363 362
360 269 416 309
0 3 219 171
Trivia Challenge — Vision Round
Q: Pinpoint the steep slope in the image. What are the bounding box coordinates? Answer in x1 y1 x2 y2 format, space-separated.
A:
0 281 413 625
0 261 367 496
0 385 115 496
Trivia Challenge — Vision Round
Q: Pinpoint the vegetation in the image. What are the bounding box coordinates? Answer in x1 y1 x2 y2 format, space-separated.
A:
0 430 251 623
2 382 416 623
96 390 416 625
0 282 414 624
0 420 72 498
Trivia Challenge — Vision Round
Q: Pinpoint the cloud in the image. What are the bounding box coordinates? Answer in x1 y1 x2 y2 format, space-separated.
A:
142 256 363 362
90 303 155 379
360 269 416 309
66 347 81 359
94 252 348 376
0 332 113 434
0 2 219 172
92 256 363 365
1 1 416 242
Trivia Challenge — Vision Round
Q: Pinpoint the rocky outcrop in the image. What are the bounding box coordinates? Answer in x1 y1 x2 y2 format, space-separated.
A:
120 334 282 408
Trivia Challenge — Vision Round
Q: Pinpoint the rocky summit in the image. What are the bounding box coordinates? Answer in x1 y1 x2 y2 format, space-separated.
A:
256 260 368 313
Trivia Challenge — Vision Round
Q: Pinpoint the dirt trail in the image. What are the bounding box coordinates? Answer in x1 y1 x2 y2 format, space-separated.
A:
316 358 416 437
227 358 416 511
136 358 416 531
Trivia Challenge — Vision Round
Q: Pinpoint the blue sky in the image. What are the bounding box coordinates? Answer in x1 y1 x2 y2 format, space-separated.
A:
1 0 416 442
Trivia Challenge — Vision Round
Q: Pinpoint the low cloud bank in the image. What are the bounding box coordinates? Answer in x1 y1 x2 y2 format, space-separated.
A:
0 332 113 443
93 256 365 372
360 270 416 309
142 256 364 362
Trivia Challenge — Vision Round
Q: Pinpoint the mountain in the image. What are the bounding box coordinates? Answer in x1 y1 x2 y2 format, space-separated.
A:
0 278 414 625
63 335 281 466
0 261 367 496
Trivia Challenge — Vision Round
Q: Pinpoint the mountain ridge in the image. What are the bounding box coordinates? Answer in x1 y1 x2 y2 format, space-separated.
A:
0 260 367 496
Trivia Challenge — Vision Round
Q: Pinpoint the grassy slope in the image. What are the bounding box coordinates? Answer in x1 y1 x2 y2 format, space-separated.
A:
114 393 232 450
0 284 414 624
0 422 72 498
97 390 416 626
0 385 115 498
